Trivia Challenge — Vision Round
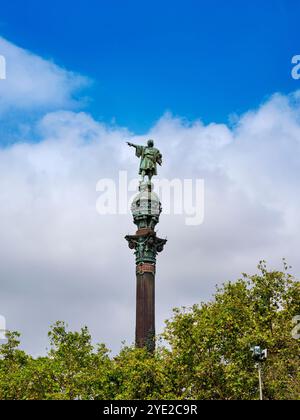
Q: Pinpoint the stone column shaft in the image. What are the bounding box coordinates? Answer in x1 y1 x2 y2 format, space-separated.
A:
136 270 155 351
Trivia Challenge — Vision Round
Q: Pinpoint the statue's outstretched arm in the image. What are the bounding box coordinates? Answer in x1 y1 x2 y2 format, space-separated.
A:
127 142 137 148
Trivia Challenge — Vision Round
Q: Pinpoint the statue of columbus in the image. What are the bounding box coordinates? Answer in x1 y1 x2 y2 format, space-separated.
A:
127 139 162 182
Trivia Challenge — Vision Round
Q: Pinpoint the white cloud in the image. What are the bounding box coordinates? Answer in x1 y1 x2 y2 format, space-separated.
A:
0 38 299 355
0 37 89 113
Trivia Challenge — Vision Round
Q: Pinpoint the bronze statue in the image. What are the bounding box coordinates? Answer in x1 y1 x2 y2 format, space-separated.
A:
127 139 162 182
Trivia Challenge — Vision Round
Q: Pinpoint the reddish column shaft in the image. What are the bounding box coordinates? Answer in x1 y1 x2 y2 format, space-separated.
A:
135 271 155 351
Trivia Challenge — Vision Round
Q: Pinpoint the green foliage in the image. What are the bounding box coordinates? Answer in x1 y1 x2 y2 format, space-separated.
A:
0 261 299 400
111 346 174 400
163 261 300 400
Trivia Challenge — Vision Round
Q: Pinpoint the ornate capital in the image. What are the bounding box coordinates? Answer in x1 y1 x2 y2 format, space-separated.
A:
125 232 167 265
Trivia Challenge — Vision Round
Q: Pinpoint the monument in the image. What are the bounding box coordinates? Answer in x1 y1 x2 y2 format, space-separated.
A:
125 140 167 352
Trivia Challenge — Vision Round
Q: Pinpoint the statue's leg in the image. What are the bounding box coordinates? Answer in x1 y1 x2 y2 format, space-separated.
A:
141 170 146 182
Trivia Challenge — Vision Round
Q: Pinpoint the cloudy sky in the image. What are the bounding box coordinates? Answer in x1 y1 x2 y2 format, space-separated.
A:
0 1 300 355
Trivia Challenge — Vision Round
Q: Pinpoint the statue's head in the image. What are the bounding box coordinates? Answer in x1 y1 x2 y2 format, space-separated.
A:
147 139 154 148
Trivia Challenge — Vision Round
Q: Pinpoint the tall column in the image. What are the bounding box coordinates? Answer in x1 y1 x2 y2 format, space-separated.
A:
125 182 166 352
136 263 155 351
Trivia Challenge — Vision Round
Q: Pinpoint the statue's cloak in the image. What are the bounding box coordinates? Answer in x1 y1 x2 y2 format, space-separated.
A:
135 146 162 176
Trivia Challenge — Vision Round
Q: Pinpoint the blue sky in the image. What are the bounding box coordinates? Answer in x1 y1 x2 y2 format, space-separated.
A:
0 0 299 132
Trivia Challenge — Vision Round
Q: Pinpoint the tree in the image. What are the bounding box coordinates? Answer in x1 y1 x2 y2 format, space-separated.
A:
162 261 300 400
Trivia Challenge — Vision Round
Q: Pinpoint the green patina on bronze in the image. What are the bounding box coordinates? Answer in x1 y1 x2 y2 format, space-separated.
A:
126 232 167 265
127 139 162 182
125 175 166 265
